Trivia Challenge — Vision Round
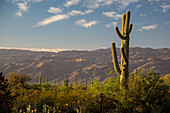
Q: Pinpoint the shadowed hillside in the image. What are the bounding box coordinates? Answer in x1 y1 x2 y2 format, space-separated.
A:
0 47 169 83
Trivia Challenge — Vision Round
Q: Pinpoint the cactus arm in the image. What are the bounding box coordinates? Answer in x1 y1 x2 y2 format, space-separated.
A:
125 11 130 34
111 42 121 75
115 26 126 40
122 14 126 35
120 47 128 65
128 23 133 34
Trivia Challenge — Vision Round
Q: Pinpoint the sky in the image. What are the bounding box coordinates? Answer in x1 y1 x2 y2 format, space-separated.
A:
0 0 170 52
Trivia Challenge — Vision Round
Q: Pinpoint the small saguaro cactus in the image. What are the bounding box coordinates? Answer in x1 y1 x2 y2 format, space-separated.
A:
91 75 93 85
58 82 60 86
111 11 133 89
54 80 56 85
39 76 42 85
63 75 69 86
85 81 87 89
74 77 77 86
46 77 48 84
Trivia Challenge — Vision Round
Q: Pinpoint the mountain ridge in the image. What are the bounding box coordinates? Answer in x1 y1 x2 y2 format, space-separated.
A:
0 47 169 83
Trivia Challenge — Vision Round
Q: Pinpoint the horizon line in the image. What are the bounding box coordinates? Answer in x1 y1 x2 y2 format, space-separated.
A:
0 46 169 53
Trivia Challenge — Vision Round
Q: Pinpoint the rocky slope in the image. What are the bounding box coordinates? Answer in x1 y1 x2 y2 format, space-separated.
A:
0 47 169 83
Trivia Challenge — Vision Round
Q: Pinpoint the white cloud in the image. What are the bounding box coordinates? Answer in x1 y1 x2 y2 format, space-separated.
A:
102 12 122 20
161 4 170 13
0 47 71 53
34 9 94 27
27 0 44 2
75 19 97 28
139 24 158 31
15 1 29 17
165 21 170 26
15 12 22 17
148 0 160 2
33 14 70 27
139 14 146 16
17 2 29 12
68 10 93 16
47 7 62 14
64 0 79 7
84 0 139 9
12 0 44 17
105 22 117 28
136 4 142 8
11 0 44 3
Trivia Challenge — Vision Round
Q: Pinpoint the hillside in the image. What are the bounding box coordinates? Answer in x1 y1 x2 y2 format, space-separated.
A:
0 47 170 83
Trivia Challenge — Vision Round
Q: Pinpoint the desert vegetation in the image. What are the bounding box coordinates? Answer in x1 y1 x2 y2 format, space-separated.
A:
0 70 170 113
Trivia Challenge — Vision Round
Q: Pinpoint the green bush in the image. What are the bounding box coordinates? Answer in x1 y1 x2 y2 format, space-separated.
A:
2 70 170 113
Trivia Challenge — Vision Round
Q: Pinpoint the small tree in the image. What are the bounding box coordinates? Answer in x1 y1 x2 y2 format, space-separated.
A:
0 72 12 113
7 73 31 90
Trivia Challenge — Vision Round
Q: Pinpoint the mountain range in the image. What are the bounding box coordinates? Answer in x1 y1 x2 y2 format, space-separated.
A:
0 47 170 84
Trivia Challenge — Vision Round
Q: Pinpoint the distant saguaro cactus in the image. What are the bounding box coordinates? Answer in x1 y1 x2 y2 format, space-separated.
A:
46 77 48 84
39 76 42 85
91 75 93 85
74 77 77 86
54 80 56 85
111 11 133 89
63 75 69 86
58 82 60 86
85 81 87 89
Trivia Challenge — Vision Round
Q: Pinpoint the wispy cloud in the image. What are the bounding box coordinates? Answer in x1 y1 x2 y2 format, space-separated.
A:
12 0 45 17
102 12 122 20
47 7 62 14
15 1 29 17
11 0 44 3
75 19 97 28
161 4 170 13
63 0 79 7
33 14 70 27
139 24 158 31
165 21 170 26
27 0 44 3
148 0 160 2
68 10 93 16
105 22 117 28
15 12 22 17
84 0 139 9
17 2 29 12
136 4 142 8
139 14 146 16
34 9 94 27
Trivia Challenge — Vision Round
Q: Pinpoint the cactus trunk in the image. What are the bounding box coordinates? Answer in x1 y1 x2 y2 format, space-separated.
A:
111 11 133 89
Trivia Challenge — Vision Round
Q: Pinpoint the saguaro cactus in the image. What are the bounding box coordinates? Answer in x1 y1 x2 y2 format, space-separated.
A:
39 76 42 85
91 75 93 85
63 75 69 86
74 77 77 86
46 77 48 84
111 11 133 89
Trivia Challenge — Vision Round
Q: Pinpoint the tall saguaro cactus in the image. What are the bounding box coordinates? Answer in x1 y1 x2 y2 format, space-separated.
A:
111 11 133 89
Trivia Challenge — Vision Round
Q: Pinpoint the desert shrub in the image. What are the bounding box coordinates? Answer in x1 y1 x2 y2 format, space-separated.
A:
113 69 169 113
7 73 31 90
3 70 170 113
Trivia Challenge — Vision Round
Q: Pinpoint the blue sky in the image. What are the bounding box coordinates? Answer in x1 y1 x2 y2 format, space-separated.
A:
0 0 170 51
